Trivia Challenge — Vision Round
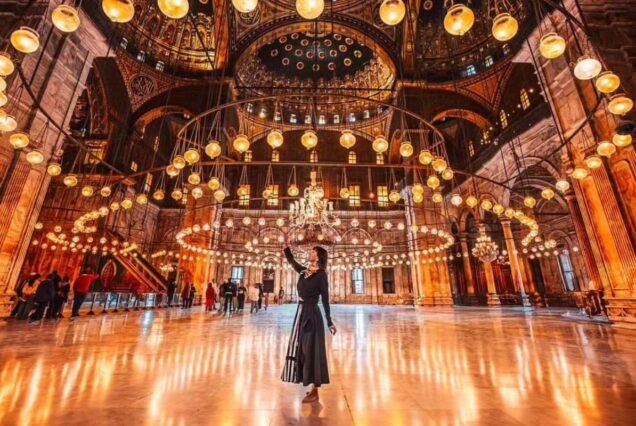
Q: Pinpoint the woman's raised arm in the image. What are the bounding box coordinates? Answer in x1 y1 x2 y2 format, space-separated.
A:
283 247 305 274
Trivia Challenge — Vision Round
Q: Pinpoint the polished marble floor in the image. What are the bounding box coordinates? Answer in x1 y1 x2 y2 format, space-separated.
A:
0 305 635 425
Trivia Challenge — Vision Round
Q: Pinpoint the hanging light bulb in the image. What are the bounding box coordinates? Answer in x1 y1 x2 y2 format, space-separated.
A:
571 167 589 180
450 194 463 207
100 186 112 197
158 0 189 19
339 130 356 149
0 76 6 92
340 187 350 199
493 204 505 215
121 198 133 209
188 172 201 185
541 188 555 200
441 168 454 180
136 193 148 205
171 189 183 200
233 134 250 153
0 92 6 108
379 0 406 26
81 185 94 197
573 55 602 80
584 155 603 169
504 207 515 218
191 187 203 199
555 179 570 193
492 13 518 42
166 164 179 177
63 174 78 187
207 177 221 191
427 175 440 189
412 183 424 195
399 141 413 157
213 189 226 202
9 132 29 149
267 130 284 149
11 27 40 53
52 4 81 33
523 196 537 208
47 163 62 177
418 149 433 165
0 110 17 132
184 148 200 164
296 0 324 20
232 0 258 13
539 32 566 59
466 195 478 208
26 150 44 165
301 130 318 150
596 141 616 157
595 71 620 94
389 190 401 203
237 185 249 197
432 157 447 173
607 94 633 115
444 4 474 36
153 189 165 201
372 135 389 153
413 193 424 203
613 132 632 147
205 140 222 158
0 53 15 77
288 184 299 197
432 192 443 203
172 155 186 170
102 0 135 22
481 199 493 211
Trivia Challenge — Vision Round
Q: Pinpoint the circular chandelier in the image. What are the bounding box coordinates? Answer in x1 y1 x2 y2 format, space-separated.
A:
471 226 499 263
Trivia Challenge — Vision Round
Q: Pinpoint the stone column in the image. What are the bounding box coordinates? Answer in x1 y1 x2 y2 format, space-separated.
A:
459 234 476 298
482 260 501 306
501 220 532 307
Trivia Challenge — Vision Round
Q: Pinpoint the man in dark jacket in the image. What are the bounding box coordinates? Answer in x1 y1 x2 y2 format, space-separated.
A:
167 281 176 307
71 268 100 319
29 273 56 322
221 278 235 314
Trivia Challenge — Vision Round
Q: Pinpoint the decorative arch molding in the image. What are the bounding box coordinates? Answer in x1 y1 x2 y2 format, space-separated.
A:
431 109 493 131
134 105 196 129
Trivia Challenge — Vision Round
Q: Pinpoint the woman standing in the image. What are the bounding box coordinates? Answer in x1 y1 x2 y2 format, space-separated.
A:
282 246 336 403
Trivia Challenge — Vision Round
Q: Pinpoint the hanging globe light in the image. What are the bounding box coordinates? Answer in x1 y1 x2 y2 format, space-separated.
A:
481 199 493 211
523 196 537 208
504 207 515 218
262 187 272 199
171 189 183 200
47 162 62 177
466 195 478 208
109 201 120 211
441 168 454 180
539 32 566 59
191 187 203 199
399 141 413 157
492 13 518 42
205 140 222 158
100 186 112 197
237 184 249 197
301 130 318 150
389 190 401 203
541 188 555 200
597 140 616 157
26 150 44 165
184 148 200 164
444 4 474 36
213 189 226 202
11 27 40 53
432 192 443 203
158 0 189 19
187 172 201 185
0 76 6 92
571 167 589 180
379 0 406 26
267 130 284 149
555 179 570 192
102 0 135 22
493 204 505 215
121 198 133 209
288 184 299 197
573 55 602 80
207 177 221 191
432 157 447 173
136 193 148 204
232 0 258 13
63 174 78 187
0 110 18 132
372 135 389 153
52 5 81 33
413 193 424 203
81 185 94 197
0 53 14 77
412 183 424 195
0 92 6 108
9 132 29 149
233 134 250 153
418 149 433 165
340 187 350 199
339 130 356 149
584 155 603 169
607 94 633 116
172 155 186 170
166 164 179 177
613 132 632 147
450 194 463 207
595 71 620 94
296 0 324 20
427 175 440 189
153 189 165 201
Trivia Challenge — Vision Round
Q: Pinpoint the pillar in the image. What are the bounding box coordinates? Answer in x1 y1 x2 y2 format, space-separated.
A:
459 234 476 303
501 220 532 307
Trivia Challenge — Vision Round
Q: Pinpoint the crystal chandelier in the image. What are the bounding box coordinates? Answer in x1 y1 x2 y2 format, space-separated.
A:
288 171 338 243
472 226 499 263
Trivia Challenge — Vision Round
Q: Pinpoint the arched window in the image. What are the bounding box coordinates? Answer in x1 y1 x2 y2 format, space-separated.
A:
466 64 476 76
500 109 508 128
348 151 357 164
520 89 531 110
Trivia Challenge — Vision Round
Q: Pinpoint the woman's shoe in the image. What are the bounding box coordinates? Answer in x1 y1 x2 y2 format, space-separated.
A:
302 389 319 403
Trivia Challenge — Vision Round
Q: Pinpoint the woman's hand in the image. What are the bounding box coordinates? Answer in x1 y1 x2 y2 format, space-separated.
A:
329 324 337 335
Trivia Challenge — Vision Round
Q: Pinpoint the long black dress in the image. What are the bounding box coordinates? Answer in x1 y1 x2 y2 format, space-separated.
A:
281 247 333 387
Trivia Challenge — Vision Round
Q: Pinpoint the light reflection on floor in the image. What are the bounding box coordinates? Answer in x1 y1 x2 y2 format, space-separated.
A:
0 305 635 425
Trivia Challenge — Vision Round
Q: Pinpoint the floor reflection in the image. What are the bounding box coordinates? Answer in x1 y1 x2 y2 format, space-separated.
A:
0 306 635 425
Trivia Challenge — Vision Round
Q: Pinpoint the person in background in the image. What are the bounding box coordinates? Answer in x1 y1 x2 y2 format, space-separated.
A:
237 281 247 311
181 282 191 309
71 268 99 319
29 273 56 323
188 285 196 309
257 283 263 311
15 274 41 320
278 287 285 305
50 275 70 319
167 280 176 307
263 285 270 311
249 283 260 314
221 277 234 314
205 282 216 312
11 273 39 318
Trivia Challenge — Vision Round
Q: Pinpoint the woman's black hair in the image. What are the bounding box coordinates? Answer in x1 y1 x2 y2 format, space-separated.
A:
313 246 328 269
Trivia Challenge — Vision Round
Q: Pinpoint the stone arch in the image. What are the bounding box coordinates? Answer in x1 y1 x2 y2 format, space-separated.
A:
431 109 493 131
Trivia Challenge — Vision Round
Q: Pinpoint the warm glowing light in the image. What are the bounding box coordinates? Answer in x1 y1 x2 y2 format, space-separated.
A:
432 192 443 203
539 32 566 59
52 5 81 32
379 0 406 26
173 155 186 169
541 188 555 200
340 187 350 199
166 164 179 177
0 110 17 132
102 0 135 22
466 195 478 208
0 92 6 108
153 189 165 200
339 130 356 149
205 140 222 158
267 130 284 149
63 174 78 187
389 190 401 203
450 194 463 206
492 13 518 41
207 177 221 191
413 192 424 203
481 199 493 211
213 189 226 202
0 53 14 77
158 0 189 19
232 0 258 13
607 94 633 115
136 193 148 204
596 141 616 157
26 150 44 165
372 136 389 153
584 155 603 169
572 167 589 180
0 76 6 92
444 4 474 36
237 185 250 197
612 132 632 147
595 71 620 94
11 27 40 53
301 130 318 150
555 179 570 192
296 0 324 20
504 207 515 218
412 183 424 195
233 134 250 153
184 148 200 164
441 168 454 180
171 189 183 200
9 132 29 149
573 55 602 80
187 172 201 185
399 141 414 157
288 184 299 197
81 185 94 197
523 196 537 208
427 175 440 189
191 187 203 199
432 157 447 173
121 198 133 209
493 204 505 215
418 149 433 165
47 163 62 177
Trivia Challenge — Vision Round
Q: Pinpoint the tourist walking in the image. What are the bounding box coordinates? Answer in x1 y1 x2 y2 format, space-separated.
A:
52 276 71 318
181 282 191 309
221 278 235 314
249 283 260 313
278 287 285 305
71 268 100 319
237 282 247 311
29 273 56 323
281 246 336 404
205 283 216 311
166 280 176 307
188 285 196 308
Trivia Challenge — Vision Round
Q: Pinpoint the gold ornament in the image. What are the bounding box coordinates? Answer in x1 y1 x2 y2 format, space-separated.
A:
418 149 433 165
121 198 133 209
481 199 493 211
136 193 148 205
555 179 570 193
166 164 180 177
171 189 183 200
432 192 443 203
523 196 537 208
